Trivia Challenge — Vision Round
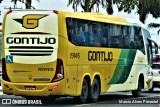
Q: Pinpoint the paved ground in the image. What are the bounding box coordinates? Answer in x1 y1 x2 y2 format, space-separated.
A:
0 88 159 107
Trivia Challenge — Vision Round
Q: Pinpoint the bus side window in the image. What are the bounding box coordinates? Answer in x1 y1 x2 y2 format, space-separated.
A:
101 36 107 47
77 26 87 46
66 18 78 45
130 41 135 49
101 24 108 47
113 38 119 48
134 30 145 54
124 36 130 48
111 25 124 48
68 29 77 45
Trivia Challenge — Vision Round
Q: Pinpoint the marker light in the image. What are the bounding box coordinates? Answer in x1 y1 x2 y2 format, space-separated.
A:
7 9 12 14
53 10 58 14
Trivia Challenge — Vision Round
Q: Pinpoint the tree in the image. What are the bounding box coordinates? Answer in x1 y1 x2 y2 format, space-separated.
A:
113 0 160 24
11 0 39 9
148 23 160 35
67 0 113 14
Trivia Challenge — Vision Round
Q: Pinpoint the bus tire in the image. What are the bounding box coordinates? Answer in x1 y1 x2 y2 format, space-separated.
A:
75 78 89 104
88 78 100 103
132 81 142 97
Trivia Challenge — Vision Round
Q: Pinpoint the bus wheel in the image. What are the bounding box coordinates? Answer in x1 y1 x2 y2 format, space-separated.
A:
88 78 100 103
75 78 89 104
132 81 142 97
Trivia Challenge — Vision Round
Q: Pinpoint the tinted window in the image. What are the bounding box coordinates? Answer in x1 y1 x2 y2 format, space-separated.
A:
66 18 145 54
66 18 107 47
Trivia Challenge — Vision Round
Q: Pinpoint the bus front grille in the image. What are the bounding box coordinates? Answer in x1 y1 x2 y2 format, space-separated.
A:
8 46 53 56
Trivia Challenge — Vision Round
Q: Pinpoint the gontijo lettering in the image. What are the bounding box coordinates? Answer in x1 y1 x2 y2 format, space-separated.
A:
88 51 113 61
6 37 56 44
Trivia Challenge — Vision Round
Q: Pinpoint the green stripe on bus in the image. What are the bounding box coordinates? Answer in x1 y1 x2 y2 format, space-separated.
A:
108 49 136 84
108 49 129 84
117 49 136 83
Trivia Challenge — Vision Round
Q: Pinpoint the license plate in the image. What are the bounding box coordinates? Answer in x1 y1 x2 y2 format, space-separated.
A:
25 86 36 90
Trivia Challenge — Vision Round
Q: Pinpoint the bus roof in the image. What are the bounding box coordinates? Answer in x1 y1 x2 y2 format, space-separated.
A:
7 9 147 29
58 10 147 29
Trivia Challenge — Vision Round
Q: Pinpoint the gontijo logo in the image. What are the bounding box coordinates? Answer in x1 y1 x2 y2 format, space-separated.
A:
14 14 48 29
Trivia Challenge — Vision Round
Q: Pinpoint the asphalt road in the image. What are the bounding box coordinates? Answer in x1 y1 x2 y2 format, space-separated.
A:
0 88 159 107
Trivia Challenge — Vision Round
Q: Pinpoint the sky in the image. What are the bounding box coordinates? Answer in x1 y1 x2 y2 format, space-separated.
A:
0 0 160 41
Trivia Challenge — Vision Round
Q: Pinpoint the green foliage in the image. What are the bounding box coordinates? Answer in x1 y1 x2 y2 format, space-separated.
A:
11 0 39 9
67 0 113 14
149 0 160 19
113 0 136 13
148 23 160 28
113 0 160 23
148 23 160 34
68 0 160 23
0 0 3 3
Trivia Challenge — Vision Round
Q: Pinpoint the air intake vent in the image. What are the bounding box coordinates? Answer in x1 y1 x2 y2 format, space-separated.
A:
9 46 53 56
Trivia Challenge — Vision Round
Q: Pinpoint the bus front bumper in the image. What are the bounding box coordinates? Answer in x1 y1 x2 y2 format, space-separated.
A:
2 80 65 96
